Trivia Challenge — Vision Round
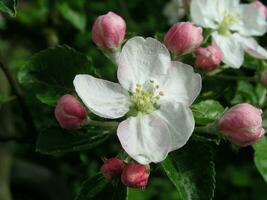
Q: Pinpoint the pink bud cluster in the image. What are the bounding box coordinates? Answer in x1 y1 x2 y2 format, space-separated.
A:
164 22 203 56
217 103 264 147
100 158 150 189
55 94 86 130
195 45 222 71
92 12 126 49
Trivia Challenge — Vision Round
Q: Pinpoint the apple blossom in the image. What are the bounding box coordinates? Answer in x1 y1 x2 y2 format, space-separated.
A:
164 22 203 56
217 103 264 147
191 0 267 68
74 37 201 164
121 164 150 189
100 158 125 181
195 45 222 71
92 12 126 49
55 94 87 130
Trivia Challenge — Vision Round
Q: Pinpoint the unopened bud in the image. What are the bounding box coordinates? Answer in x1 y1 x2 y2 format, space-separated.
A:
217 103 264 147
195 45 222 71
100 158 125 181
92 12 126 49
121 164 150 189
55 94 86 130
164 22 203 56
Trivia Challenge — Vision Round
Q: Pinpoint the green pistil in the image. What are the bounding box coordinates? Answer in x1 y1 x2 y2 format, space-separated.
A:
218 15 237 36
129 83 163 115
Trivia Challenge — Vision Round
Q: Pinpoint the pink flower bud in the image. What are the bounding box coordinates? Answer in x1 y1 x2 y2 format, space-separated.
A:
261 69 267 87
92 12 126 49
217 103 264 147
121 164 150 189
252 1 267 18
100 158 125 181
55 94 86 130
195 46 222 71
164 22 203 56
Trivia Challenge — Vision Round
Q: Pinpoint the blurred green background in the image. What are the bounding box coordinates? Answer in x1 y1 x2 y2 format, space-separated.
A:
0 0 267 199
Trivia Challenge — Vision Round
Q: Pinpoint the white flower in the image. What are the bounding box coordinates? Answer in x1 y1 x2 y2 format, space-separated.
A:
74 37 201 164
163 0 186 25
191 0 267 68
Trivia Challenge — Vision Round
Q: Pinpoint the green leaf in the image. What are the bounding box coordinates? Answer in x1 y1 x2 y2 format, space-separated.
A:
253 137 267 182
0 94 15 104
0 0 17 17
112 181 127 200
75 174 109 200
231 80 258 105
256 84 267 107
161 140 215 200
36 93 58 106
18 45 95 103
36 126 114 155
191 100 224 125
58 3 87 31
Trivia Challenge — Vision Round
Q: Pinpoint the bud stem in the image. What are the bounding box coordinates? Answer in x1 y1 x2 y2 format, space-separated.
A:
194 123 218 135
82 117 119 128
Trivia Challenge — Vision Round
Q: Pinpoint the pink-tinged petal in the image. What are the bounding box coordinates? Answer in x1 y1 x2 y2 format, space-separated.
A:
73 74 130 119
212 32 244 69
117 113 171 165
117 102 194 164
158 61 202 106
236 35 267 59
231 3 267 36
190 0 220 29
117 37 171 92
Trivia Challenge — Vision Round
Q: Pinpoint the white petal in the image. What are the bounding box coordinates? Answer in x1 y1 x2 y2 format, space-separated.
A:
212 32 244 68
231 4 267 36
117 113 172 164
236 35 267 59
158 61 202 106
73 75 130 119
117 37 171 92
117 102 194 164
154 102 195 151
190 0 220 29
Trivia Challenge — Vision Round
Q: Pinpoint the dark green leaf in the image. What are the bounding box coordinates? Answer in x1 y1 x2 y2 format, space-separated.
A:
36 126 114 155
0 94 15 104
253 137 267 182
191 100 224 125
75 174 109 200
36 93 58 106
256 84 267 107
161 140 215 200
112 181 127 200
0 0 17 17
18 45 95 103
231 80 258 105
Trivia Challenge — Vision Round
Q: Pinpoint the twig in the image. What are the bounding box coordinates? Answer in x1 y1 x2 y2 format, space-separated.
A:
0 61 37 141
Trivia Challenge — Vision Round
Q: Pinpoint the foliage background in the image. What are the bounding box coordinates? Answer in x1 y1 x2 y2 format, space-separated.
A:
0 0 267 200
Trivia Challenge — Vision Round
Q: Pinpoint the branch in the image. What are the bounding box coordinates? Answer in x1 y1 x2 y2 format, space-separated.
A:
0 61 37 141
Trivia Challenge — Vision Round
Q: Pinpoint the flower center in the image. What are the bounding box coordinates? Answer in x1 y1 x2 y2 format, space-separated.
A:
218 14 237 36
130 80 164 115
